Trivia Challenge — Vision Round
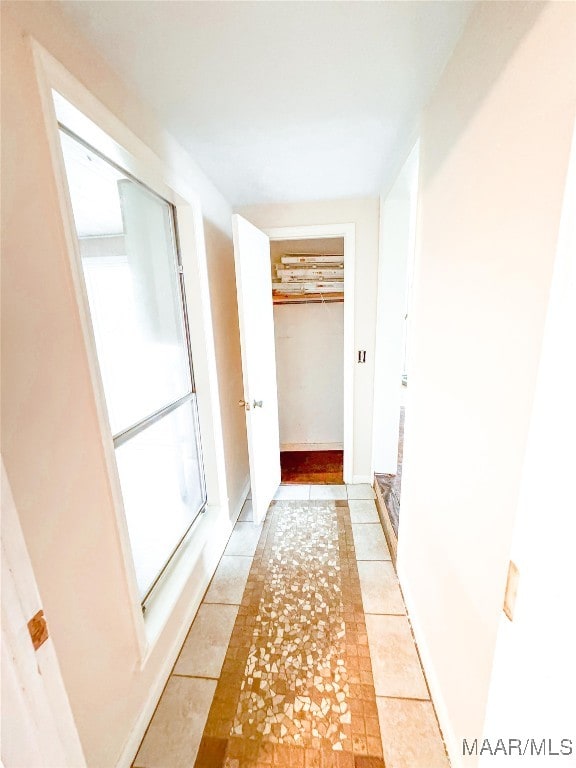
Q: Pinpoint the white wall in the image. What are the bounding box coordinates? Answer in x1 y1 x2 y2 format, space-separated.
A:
238 198 380 482
480 123 576 768
396 2 576 765
0 3 248 766
372 143 419 474
274 303 344 450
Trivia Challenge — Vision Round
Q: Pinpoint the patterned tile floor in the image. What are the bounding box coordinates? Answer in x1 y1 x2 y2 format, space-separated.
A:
134 486 450 768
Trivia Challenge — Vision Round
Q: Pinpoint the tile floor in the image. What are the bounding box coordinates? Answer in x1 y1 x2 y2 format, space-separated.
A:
133 485 449 768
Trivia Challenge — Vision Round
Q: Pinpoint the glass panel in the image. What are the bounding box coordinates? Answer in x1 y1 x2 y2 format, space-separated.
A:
115 399 205 599
59 130 191 435
58 122 207 601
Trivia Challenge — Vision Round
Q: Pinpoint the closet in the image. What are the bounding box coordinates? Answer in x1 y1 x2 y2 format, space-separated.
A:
271 238 345 482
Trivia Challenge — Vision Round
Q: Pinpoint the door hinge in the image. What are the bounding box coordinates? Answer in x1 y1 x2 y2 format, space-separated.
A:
28 609 49 651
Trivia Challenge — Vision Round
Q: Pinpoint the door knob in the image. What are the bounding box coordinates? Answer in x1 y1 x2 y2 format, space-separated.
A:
238 399 250 410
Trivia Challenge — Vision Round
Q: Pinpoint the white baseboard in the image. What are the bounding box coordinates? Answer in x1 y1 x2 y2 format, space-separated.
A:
232 475 251 522
116 601 200 768
280 442 343 451
396 567 460 768
115 489 247 768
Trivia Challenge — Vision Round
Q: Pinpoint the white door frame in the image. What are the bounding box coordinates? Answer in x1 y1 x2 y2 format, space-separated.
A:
264 223 355 484
2 460 87 768
30 39 230 658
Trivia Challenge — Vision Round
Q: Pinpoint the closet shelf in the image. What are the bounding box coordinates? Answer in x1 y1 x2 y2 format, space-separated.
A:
273 292 344 305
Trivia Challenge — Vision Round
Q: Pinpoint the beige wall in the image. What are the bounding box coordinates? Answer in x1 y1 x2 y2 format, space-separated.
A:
238 199 380 481
397 2 576 764
0 2 247 766
480 119 576 768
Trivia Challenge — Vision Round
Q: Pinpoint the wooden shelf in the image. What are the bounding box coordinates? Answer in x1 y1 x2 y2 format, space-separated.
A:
272 292 344 305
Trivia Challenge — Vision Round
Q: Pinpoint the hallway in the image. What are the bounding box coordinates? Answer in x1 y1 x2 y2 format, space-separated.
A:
133 487 448 768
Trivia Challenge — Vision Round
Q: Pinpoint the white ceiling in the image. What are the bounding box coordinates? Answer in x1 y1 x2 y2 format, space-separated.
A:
57 1 474 207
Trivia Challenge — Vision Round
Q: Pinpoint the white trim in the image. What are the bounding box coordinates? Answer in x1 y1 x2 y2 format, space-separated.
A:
177 203 229 511
264 224 355 484
30 39 230 662
233 475 252 522
280 443 344 452
30 41 146 657
397 567 460 767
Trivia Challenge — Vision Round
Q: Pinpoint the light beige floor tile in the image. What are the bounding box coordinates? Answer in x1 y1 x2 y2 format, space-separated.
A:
348 499 380 522
203 555 252 604
366 614 429 699
238 499 253 521
352 523 391 560
225 521 262 556
309 484 347 500
173 604 239 679
376 697 449 768
274 484 310 500
358 561 406 614
133 676 216 768
347 483 376 499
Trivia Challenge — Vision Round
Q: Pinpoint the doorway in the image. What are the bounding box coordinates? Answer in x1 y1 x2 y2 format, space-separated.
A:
232 218 355 518
372 141 419 560
270 237 345 483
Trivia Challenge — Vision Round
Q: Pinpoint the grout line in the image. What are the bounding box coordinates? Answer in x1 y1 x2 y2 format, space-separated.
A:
203 599 244 606
171 672 220 681
201 600 244 606
376 694 432 703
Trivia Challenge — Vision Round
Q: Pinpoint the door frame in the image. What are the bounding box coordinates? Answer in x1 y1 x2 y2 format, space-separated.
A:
30 39 230 659
264 223 355 484
2 461 87 767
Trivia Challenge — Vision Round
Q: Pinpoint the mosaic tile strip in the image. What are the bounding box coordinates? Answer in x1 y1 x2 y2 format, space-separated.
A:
196 500 384 768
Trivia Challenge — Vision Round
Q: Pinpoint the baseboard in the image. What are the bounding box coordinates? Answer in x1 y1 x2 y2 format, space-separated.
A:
373 478 398 566
397 569 460 768
116 606 199 768
351 474 373 484
233 475 251 522
115 497 243 768
280 443 344 451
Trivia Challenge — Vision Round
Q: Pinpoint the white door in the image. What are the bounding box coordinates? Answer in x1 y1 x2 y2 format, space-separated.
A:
232 214 281 523
1 462 87 768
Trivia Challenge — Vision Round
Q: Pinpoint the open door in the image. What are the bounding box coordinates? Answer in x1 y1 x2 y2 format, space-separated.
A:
1 462 87 768
232 214 281 523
